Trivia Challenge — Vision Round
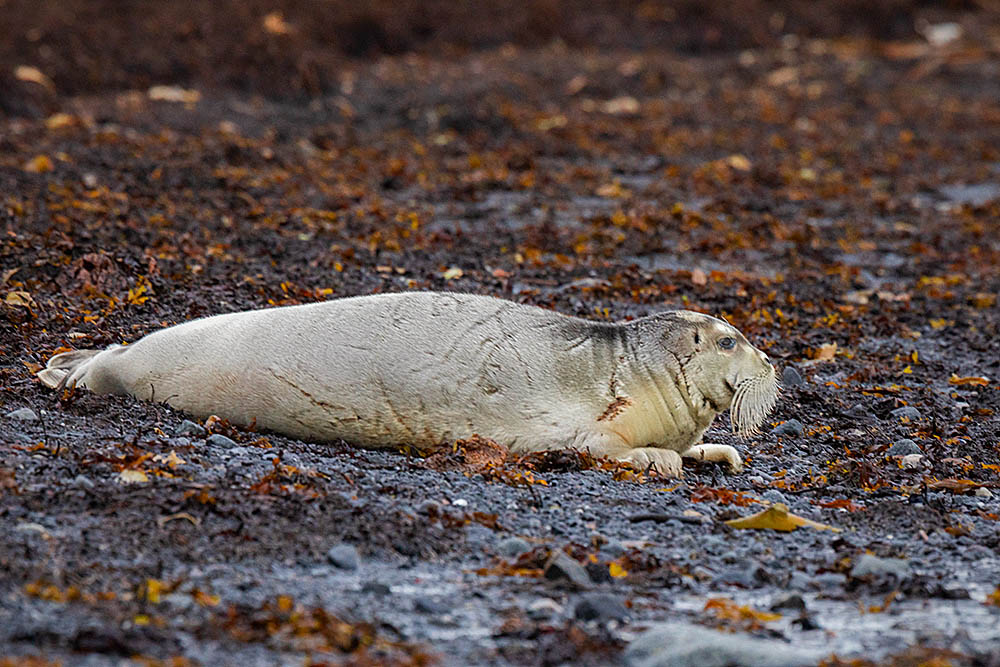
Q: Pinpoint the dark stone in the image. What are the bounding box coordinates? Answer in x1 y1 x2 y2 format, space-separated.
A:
890 406 921 421
771 594 806 612
781 366 804 386
585 560 612 584
206 433 237 448
497 536 530 558
544 550 592 588
415 597 451 614
327 544 360 570
361 581 390 596
845 404 876 420
574 592 628 622
5 407 38 421
772 419 804 438
887 439 921 456
174 420 206 437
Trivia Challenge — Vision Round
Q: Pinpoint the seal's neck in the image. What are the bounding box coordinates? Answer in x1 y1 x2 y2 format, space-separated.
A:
615 325 720 450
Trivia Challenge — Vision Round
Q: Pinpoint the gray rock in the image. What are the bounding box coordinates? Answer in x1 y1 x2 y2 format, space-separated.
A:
772 419 804 438
781 366 804 386
544 550 591 588
72 475 95 489
850 553 910 579
6 407 38 421
625 622 821 667
600 538 626 558
771 594 806 612
326 544 360 570
526 598 563 620
575 593 628 622
361 581 390 596
939 183 1000 207
890 406 921 421
845 404 876 420
206 433 237 448
888 439 921 456
761 489 787 504
415 597 451 614
497 536 531 559
174 420 206 437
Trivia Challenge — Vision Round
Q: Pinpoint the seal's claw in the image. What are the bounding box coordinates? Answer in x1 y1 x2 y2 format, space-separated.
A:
620 447 683 477
681 443 743 473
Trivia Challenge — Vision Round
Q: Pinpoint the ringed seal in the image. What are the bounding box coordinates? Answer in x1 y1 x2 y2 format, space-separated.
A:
37 291 779 476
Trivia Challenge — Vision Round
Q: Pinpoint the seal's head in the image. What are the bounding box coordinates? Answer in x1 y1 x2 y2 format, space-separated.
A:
657 311 779 436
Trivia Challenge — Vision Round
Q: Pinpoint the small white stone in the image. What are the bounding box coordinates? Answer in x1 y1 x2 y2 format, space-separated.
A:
452 498 468 507
901 454 924 469
975 487 993 499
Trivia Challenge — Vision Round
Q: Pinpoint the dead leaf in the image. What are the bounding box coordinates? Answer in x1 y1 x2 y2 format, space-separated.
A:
815 343 838 361
442 266 464 280
262 11 294 35
45 113 77 130
691 268 708 286
153 450 186 469
118 469 149 484
23 155 54 173
601 96 640 115
704 597 781 623
14 65 55 91
948 374 990 386
725 503 841 532
608 561 628 578
926 478 982 493
148 85 201 104
5 291 36 309
157 512 201 528
724 154 752 171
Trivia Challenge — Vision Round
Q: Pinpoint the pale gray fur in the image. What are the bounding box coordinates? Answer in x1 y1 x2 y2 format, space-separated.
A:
36 292 778 477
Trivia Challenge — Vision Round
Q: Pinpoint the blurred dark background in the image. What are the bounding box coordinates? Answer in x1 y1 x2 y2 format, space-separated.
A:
2 0 996 116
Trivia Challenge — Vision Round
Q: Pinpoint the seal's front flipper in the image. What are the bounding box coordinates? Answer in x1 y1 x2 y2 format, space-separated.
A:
36 349 102 389
681 443 742 473
619 447 683 477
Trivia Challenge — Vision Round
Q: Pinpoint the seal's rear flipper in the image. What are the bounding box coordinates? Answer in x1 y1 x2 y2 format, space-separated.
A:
36 349 101 389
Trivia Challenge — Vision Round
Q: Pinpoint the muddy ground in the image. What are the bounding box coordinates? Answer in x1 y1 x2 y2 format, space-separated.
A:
2 2 1000 665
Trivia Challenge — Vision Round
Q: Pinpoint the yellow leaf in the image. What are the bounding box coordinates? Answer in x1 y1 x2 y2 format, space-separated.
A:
146 579 163 604
262 11 293 35
45 113 77 130
148 85 201 104
23 155 54 173
5 290 36 308
949 374 990 386
815 342 837 361
133 614 150 626
725 503 841 532
725 154 752 171
442 266 464 280
118 469 149 484
15 65 55 91
609 562 629 578
153 450 185 469
277 595 293 612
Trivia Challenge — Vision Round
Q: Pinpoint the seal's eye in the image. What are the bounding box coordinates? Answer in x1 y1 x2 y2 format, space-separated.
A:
718 337 736 350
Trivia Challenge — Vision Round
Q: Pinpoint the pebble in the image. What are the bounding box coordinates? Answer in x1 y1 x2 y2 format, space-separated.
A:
5 407 38 421
574 592 628 622
600 538 626 558
975 487 993 499
497 536 531 559
173 420 206 437
72 475 95 489
890 406 921 421
625 622 821 667
770 594 806 612
901 454 924 469
544 550 592 588
526 598 563 620
761 489 787 504
452 498 468 507
845 404 876 420
781 366 804 386
326 544 360 570
361 581 390 596
206 434 237 448
771 419 804 438
850 553 910 579
415 597 451 614
887 439 921 456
